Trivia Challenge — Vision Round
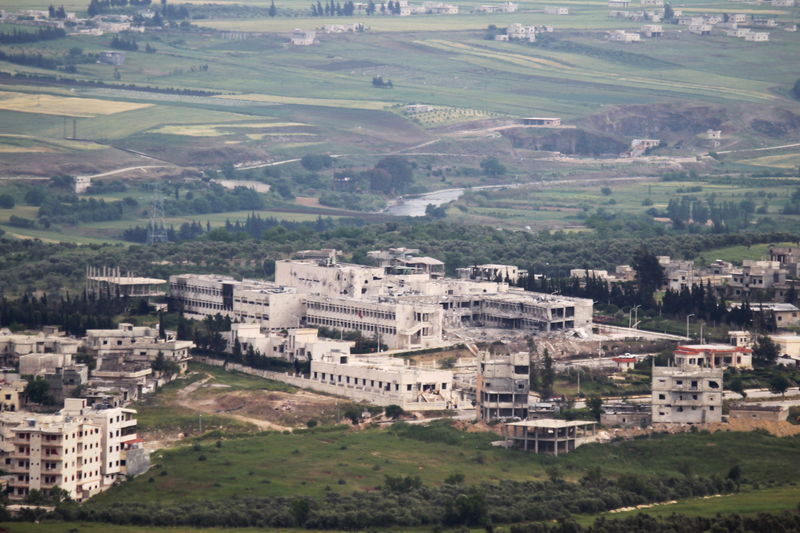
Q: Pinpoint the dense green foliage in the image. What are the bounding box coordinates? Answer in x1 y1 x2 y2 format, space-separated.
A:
512 510 800 533
1 227 797 295
59 471 736 529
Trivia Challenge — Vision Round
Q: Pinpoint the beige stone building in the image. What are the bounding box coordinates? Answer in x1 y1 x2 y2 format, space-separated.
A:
0 399 144 501
652 366 723 424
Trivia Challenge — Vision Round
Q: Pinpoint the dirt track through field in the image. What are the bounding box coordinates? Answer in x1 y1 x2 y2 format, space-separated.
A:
175 373 291 431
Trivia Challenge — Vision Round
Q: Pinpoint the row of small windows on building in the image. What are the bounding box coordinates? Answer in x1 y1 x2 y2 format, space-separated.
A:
306 316 397 335
171 283 222 297
312 372 446 392
306 301 397 321
183 299 226 311
234 299 271 306
658 405 716 414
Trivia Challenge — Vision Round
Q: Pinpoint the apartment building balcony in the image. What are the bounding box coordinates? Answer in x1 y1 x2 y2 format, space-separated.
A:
119 418 137 429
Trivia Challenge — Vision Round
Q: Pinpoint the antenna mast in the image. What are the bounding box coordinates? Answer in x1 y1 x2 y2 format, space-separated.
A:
146 181 168 245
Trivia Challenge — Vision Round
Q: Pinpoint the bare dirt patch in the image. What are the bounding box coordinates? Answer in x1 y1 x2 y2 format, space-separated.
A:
180 380 343 429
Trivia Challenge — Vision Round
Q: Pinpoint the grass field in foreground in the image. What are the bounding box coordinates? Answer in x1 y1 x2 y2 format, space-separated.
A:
577 484 800 526
87 422 800 505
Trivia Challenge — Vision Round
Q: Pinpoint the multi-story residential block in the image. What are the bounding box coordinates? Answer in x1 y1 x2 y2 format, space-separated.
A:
0 399 145 501
651 366 723 424
477 351 530 420
2 411 103 501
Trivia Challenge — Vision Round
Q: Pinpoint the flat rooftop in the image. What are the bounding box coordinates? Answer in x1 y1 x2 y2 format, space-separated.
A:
88 276 165 285
506 418 596 429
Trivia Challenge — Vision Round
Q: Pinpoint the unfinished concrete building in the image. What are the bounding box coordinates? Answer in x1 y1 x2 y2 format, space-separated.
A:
456 264 529 283
503 419 597 454
0 328 80 367
651 366 723 424
477 351 530 421
86 266 165 298
367 248 445 278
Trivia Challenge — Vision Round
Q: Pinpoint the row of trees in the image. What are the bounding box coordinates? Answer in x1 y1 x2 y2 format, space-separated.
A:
0 26 65 44
309 0 356 16
110 35 139 51
62 462 736 529
0 292 130 335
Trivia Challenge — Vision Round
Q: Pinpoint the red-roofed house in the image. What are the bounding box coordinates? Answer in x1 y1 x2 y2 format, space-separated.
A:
673 344 752 369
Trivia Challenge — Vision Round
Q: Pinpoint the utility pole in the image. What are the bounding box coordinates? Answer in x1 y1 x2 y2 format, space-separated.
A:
686 313 695 340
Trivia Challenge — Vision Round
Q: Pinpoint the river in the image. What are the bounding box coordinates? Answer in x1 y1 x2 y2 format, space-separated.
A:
383 183 518 217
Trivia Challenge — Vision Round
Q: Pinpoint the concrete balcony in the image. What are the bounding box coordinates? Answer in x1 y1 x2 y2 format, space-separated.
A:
119 418 137 429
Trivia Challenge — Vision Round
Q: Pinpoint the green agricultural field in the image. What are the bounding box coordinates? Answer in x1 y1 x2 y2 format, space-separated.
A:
577 484 800 526
453 177 800 230
696 241 798 265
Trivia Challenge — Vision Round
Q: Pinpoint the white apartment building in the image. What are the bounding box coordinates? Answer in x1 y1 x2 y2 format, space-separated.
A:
309 352 455 409
0 399 145 501
62 398 143 488
544 6 569 15
651 366 723 424
1 412 103 501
